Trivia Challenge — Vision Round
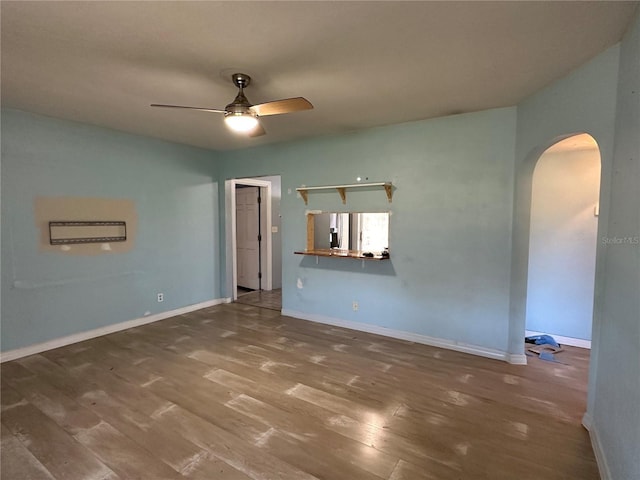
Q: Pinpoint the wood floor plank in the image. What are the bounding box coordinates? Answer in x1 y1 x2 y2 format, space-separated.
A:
183 333 595 477
38 331 329 479
204 306 589 434
184 324 591 467
194 355 469 472
202 307 586 423
76 390 251 480
223 392 394 480
1 381 119 480
164 312 594 473
75 388 254 480
96 343 397 476
73 420 183 480
388 458 459 480
204 368 400 479
1 303 598 480
235 288 282 311
150 402 322 480
3 361 104 435
1 423 56 480
24 353 254 480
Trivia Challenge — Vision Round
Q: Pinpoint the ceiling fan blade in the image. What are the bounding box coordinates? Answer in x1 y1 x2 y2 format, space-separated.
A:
150 104 225 114
248 122 266 137
250 97 313 116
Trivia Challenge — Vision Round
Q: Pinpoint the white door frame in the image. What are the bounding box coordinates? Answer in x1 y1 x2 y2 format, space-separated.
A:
225 178 272 301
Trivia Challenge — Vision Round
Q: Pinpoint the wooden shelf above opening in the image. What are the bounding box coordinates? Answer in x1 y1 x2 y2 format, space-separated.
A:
296 182 392 205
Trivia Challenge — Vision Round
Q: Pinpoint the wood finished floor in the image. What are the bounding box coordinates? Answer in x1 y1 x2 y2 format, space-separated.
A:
1 303 598 480
235 288 282 311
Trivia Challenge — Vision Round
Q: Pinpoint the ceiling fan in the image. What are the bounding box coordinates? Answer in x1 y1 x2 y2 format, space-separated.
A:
151 73 313 137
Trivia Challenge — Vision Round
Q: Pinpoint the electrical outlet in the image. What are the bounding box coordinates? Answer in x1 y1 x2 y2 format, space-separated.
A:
352 301 359 311
157 293 164 303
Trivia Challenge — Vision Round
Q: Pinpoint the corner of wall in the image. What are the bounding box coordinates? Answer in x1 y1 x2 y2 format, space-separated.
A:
582 415 612 480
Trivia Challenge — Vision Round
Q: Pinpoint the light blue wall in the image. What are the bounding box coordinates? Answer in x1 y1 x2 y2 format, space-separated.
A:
512 11 640 476
1 109 221 352
218 107 517 354
2 16 638 474
510 44 621 358
259 175 282 289
592 9 640 479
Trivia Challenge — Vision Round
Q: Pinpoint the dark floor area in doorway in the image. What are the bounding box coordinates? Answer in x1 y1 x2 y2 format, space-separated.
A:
235 288 282 311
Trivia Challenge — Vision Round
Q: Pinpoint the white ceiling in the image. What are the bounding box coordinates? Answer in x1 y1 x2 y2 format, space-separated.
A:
1 1 637 151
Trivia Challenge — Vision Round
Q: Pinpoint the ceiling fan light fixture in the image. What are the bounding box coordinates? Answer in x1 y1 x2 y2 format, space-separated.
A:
224 112 259 133
151 72 311 139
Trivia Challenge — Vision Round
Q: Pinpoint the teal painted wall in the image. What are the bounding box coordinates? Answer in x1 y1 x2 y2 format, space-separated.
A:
218 107 517 354
592 9 640 479
1 109 221 352
510 44 621 358
2 18 638 475
512 14 639 476
258 175 282 290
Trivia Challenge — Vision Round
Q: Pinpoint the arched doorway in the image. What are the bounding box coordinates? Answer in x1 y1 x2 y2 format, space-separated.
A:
525 134 601 348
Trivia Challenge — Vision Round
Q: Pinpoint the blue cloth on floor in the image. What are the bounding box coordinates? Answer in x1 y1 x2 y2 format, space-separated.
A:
525 334 560 348
538 351 557 362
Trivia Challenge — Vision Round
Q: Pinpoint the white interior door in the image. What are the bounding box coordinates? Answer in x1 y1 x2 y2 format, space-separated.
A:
226 178 273 301
236 187 261 290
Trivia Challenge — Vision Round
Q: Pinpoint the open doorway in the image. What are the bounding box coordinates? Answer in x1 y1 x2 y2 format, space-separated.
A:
235 185 264 293
225 176 282 311
525 133 601 357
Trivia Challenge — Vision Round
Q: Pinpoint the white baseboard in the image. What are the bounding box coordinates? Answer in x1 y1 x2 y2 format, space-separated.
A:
582 412 593 430
582 413 611 480
525 330 591 349
506 353 528 365
0 297 231 363
282 309 519 364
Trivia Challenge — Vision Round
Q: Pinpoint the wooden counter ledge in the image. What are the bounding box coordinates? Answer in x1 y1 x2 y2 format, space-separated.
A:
294 248 389 260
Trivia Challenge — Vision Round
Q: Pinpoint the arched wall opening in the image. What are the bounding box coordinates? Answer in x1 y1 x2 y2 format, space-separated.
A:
525 134 601 348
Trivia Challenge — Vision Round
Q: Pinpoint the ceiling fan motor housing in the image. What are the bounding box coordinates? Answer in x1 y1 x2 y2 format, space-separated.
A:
225 73 254 116
225 93 253 115
231 73 251 89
